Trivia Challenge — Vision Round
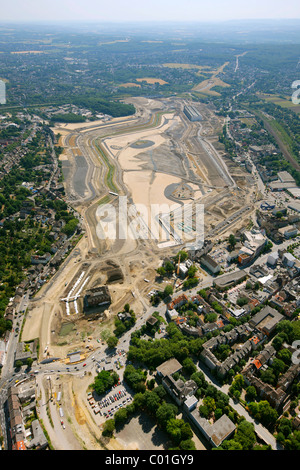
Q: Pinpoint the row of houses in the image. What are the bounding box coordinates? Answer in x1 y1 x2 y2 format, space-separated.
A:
7 382 48 450
199 306 284 379
156 358 236 448
0 123 38 179
243 347 300 411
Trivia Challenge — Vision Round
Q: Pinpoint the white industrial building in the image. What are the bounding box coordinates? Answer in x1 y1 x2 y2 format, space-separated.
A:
183 105 203 122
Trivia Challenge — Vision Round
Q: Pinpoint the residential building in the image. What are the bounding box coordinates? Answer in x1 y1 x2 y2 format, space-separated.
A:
283 253 296 268
26 420 48 450
162 374 198 406
166 308 179 321
201 254 221 274
31 252 51 265
167 294 188 312
267 252 279 266
213 270 247 290
243 361 300 411
189 409 236 448
278 171 296 184
278 225 298 239
14 340 38 366
248 306 284 336
156 358 183 379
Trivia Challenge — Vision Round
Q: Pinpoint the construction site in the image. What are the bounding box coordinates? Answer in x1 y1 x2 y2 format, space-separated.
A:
13 94 260 452
21 95 256 361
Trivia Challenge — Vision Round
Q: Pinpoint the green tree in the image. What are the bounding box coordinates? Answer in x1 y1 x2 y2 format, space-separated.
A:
156 266 166 277
107 335 119 349
175 251 188 263
26 358 34 368
179 439 196 450
144 390 162 415
164 285 174 297
164 261 175 275
93 370 119 395
235 420 256 450
114 408 128 426
248 400 278 429
102 419 115 437
182 357 197 375
245 386 257 402
156 403 178 429
228 234 237 250
166 419 182 444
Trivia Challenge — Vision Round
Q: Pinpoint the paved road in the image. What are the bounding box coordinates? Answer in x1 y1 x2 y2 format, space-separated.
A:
35 373 82 450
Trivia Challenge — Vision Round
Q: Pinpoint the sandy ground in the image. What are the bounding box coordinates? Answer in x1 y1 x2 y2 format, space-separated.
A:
21 236 89 345
103 113 182 207
52 115 137 132
123 171 182 208
107 134 166 170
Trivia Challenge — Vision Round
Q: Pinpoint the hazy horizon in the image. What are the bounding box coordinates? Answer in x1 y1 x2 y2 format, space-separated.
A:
1 0 300 24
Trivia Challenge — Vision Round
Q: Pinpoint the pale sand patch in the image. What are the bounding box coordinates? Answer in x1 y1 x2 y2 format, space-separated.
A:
103 114 180 170
136 77 168 85
124 171 182 209
118 135 165 171
51 115 136 133
22 301 53 343
163 63 212 71
51 128 71 139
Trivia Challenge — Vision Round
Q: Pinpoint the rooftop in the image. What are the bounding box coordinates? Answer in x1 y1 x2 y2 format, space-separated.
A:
156 358 182 378
190 410 236 447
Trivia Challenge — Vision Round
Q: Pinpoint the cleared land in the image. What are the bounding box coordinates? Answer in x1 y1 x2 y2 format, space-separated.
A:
119 83 141 88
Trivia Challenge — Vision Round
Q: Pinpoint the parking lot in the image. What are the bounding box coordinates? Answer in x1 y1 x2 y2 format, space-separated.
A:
87 381 133 422
99 385 133 419
86 348 134 422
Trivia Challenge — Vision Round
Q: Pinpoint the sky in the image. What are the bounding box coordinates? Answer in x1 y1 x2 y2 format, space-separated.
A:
1 0 300 23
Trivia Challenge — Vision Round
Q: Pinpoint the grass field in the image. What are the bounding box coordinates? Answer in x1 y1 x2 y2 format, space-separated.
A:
163 63 213 72
95 142 118 193
267 119 296 152
257 93 300 114
240 117 257 126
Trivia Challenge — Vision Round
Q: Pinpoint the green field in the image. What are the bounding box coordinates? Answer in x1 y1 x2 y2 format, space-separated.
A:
258 93 300 114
